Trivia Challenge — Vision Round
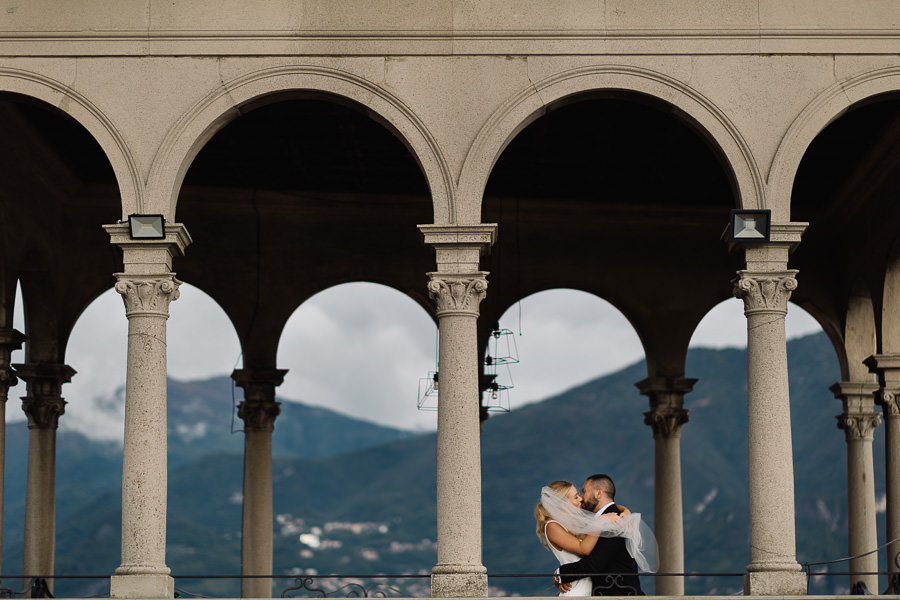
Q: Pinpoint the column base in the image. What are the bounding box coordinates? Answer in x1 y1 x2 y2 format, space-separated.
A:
110 574 175 599
743 569 807 595
431 564 488 598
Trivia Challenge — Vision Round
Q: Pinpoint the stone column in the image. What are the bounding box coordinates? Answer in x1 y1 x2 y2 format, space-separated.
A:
0 328 25 574
14 362 74 591
636 376 695 595
232 369 285 599
733 268 806 595
831 382 881 592
420 224 495 598
104 222 191 600
865 354 900 580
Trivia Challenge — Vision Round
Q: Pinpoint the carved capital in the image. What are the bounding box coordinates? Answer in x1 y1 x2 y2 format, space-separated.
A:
837 413 882 442
733 270 798 315
878 389 900 418
13 363 75 429
238 401 281 432
22 395 67 429
0 365 17 393
114 275 181 317
427 273 488 317
644 406 690 438
0 329 26 397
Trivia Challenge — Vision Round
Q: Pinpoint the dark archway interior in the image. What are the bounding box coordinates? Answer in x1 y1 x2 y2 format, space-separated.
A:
0 93 119 346
184 99 428 195
177 97 434 365
790 96 900 335
481 96 739 373
485 97 733 205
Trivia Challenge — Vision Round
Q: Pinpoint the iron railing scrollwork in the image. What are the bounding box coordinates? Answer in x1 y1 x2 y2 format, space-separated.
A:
590 573 641 596
281 576 400 598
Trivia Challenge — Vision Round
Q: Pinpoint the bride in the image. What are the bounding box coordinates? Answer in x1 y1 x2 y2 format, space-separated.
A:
534 480 654 596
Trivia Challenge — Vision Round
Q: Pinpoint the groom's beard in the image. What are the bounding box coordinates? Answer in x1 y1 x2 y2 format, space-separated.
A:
581 496 598 512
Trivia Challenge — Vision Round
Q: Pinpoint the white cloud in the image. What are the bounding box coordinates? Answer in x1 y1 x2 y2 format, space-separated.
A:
494 290 643 407
276 283 437 431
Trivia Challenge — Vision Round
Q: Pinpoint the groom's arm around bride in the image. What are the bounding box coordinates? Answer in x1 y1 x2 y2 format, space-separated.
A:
557 475 644 596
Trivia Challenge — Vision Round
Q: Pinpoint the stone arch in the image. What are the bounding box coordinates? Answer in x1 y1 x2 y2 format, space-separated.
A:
458 64 763 223
0 67 142 216
148 65 453 223
770 65 900 221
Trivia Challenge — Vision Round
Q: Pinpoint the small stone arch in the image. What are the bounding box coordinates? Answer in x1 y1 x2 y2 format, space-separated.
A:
0 67 142 217
147 65 453 223
458 64 764 223
769 65 900 221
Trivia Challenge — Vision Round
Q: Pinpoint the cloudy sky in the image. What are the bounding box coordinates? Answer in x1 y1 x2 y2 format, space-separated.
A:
6 282 821 440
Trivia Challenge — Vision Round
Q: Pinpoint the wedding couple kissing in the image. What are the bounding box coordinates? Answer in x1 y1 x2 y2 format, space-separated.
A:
535 474 656 596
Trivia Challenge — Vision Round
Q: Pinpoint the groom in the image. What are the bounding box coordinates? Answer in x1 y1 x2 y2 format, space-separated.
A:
556 474 644 596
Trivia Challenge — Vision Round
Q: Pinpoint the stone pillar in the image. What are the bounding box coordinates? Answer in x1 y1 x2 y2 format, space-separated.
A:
636 376 695 595
865 354 900 580
831 382 881 592
14 362 74 591
232 369 285 599
104 222 191 600
420 224 495 598
733 267 806 595
0 329 25 574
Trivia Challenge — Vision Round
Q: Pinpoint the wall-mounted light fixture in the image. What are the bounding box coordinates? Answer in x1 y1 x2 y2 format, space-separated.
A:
128 214 166 240
729 209 770 243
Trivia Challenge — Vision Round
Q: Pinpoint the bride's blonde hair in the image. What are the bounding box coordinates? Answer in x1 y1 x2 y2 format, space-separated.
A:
534 480 575 547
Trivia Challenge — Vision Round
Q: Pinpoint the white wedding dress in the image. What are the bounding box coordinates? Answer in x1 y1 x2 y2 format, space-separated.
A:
545 521 592 596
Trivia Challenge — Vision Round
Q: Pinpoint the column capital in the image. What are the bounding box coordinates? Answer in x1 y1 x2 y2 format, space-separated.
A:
114 274 181 318
837 412 882 442
237 400 281 432
232 369 286 432
733 270 798 315
643 406 690 439
0 329 27 390
636 377 695 439
427 272 488 317
104 222 192 275
876 388 900 417
13 363 75 429
419 224 497 274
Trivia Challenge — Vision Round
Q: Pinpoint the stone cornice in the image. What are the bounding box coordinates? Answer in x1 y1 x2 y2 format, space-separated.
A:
4 29 900 57
0 328 27 351
419 224 497 248
104 222 192 275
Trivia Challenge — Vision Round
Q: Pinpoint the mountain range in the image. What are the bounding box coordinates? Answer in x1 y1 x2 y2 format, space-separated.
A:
1 332 881 597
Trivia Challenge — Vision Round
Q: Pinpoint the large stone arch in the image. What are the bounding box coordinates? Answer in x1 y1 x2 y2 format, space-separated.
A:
770 65 900 221
148 65 453 223
458 64 764 223
0 67 142 217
